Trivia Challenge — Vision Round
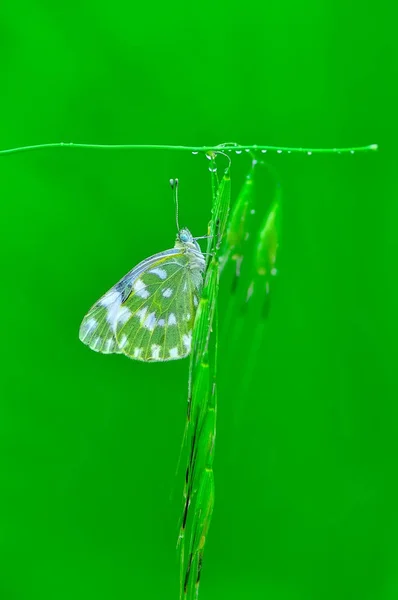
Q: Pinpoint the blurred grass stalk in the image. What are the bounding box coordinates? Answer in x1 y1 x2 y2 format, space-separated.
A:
220 159 281 363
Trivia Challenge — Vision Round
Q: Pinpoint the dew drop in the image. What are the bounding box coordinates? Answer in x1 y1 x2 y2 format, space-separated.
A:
261 149 267 153
208 167 217 173
307 151 312 156
192 151 199 155
288 150 292 154
235 150 242 154
350 150 355 154
245 148 250 153
277 150 283 154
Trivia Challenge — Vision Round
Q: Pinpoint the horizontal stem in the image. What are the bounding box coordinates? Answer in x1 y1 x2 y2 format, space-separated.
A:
0 141 378 156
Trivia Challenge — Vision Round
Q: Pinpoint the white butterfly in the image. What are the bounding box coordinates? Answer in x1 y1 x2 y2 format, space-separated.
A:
79 227 205 361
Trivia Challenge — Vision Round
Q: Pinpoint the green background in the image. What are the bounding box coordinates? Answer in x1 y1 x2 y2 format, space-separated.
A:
1 2 397 599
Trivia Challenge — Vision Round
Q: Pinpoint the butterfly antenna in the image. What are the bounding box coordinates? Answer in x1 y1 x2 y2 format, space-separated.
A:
170 178 180 231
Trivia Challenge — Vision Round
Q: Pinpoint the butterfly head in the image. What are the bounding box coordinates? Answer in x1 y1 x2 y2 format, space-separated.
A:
178 228 193 244
177 228 200 251
176 228 205 268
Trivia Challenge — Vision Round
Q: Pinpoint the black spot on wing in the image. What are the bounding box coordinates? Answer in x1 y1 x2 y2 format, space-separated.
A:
115 279 133 302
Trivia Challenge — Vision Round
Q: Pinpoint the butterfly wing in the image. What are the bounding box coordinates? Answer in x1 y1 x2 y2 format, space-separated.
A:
79 248 203 361
79 296 123 354
79 249 184 355
115 253 202 361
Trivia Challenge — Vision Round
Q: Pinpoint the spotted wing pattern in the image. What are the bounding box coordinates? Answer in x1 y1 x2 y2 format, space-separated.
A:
79 245 203 362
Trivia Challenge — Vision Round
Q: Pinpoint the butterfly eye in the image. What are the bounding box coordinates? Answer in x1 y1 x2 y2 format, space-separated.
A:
180 232 189 243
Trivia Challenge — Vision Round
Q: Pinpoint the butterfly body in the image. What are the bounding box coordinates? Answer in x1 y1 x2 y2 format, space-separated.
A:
79 228 205 361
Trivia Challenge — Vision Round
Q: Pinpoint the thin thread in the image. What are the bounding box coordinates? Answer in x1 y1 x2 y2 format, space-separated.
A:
0 141 379 156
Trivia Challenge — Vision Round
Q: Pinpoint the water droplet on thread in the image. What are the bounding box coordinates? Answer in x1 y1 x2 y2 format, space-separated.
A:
245 148 250 153
261 149 267 153
288 150 292 154
277 150 283 154
208 167 217 173
235 150 242 154
350 150 355 154
192 151 199 155
307 151 312 156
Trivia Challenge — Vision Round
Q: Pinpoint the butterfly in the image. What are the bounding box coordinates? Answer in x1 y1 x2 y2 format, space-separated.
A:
79 227 206 361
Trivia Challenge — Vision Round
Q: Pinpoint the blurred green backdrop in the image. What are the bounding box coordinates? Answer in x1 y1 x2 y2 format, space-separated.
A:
1 1 397 599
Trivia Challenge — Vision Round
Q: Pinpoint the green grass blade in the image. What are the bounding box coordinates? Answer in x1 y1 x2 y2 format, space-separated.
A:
179 158 230 600
219 158 257 279
219 160 281 400
246 182 281 314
